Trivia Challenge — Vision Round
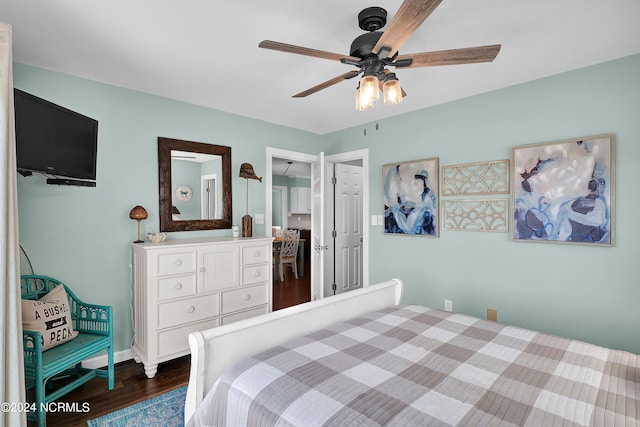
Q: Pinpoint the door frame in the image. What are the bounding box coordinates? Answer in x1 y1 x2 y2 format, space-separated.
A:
266 147 319 299
266 147 370 301
265 148 318 232
325 149 369 292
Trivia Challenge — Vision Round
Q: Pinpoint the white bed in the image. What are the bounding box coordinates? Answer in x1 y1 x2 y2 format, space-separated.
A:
184 278 640 426
184 278 403 424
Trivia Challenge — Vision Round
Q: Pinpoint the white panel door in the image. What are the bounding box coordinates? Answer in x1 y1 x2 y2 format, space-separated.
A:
333 163 363 295
201 175 217 220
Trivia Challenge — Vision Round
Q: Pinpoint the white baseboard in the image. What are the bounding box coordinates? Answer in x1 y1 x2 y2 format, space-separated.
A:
81 348 135 369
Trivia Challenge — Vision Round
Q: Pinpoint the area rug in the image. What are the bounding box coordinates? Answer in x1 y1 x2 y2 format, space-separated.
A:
87 386 186 427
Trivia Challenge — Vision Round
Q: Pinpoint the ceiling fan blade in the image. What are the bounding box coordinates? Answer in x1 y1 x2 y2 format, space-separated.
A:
259 40 360 63
373 0 443 58
396 44 502 68
292 70 361 98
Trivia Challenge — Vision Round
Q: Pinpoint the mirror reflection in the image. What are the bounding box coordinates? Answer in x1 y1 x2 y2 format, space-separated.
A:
171 150 223 221
158 137 232 232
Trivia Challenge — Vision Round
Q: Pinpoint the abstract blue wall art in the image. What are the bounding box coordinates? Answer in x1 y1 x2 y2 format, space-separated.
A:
383 157 439 237
512 135 614 245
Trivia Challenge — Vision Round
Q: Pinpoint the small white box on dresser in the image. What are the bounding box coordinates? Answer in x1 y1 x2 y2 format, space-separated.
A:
132 236 273 378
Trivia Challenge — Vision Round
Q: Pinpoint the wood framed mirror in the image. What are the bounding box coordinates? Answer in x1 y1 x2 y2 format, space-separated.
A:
158 137 232 232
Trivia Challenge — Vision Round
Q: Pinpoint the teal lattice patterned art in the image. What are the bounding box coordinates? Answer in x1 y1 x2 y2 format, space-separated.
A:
442 159 509 195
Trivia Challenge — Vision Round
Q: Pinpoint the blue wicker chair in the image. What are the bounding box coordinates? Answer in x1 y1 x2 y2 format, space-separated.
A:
21 275 114 427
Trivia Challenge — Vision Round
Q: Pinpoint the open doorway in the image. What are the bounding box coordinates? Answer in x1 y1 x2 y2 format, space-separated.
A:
266 149 316 310
266 148 369 309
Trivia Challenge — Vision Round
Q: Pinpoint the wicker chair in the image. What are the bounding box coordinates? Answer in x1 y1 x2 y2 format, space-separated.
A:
21 275 114 427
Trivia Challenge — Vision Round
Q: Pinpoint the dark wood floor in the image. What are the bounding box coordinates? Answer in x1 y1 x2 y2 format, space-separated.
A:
38 258 311 426
272 256 311 310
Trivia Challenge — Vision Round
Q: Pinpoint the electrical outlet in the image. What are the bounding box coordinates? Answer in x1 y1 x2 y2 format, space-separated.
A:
444 299 452 312
487 308 498 322
371 215 378 226
255 213 264 224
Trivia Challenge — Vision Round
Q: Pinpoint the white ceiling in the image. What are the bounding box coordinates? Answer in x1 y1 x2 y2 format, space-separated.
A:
272 158 311 178
3 1 640 135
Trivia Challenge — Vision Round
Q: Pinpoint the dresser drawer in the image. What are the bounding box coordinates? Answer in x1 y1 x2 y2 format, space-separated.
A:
157 318 219 358
241 243 271 265
221 284 269 314
157 250 197 276
157 274 196 300
241 263 270 286
221 305 269 326
157 294 219 329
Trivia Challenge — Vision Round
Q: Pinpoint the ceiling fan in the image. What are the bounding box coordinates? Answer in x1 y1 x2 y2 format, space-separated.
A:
258 0 501 110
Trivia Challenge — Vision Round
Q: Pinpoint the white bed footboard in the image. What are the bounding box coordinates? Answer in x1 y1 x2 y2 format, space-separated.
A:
184 278 403 424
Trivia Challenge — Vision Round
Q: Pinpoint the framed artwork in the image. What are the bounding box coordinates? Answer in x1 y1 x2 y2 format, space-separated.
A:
383 158 439 236
442 159 510 196
441 198 509 232
512 134 614 245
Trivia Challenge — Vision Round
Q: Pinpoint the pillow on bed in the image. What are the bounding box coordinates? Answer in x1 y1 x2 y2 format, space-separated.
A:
22 284 79 351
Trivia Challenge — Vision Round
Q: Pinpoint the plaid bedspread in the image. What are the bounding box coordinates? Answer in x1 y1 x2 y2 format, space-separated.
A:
190 305 639 426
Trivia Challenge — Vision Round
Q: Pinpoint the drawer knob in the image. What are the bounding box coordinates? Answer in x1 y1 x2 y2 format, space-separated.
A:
175 259 182 267
187 306 195 313
175 283 182 290
243 294 251 301
254 251 261 257
200 267 206 272
254 271 260 277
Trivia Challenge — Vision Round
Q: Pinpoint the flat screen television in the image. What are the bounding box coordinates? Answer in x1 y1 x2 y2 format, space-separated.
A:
14 88 98 186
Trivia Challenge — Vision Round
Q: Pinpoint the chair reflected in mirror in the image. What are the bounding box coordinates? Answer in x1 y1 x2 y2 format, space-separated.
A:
277 229 300 282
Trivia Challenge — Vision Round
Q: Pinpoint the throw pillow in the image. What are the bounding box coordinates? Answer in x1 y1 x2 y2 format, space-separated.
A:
22 284 79 351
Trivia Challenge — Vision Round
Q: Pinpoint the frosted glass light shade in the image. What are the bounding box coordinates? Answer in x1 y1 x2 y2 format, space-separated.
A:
360 75 379 103
355 87 374 111
383 79 403 105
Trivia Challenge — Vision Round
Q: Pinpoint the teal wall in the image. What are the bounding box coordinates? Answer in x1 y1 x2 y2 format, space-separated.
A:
171 159 201 219
272 175 289 187
14 54 640 355
288 177 311 188
272 191 283 227
324 54 640 354
14 63 321 351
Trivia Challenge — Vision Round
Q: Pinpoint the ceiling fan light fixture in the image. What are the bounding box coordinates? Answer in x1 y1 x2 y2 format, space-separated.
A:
259 1 502 109
383 73 403 105
355 85 374 111
359 74 380 103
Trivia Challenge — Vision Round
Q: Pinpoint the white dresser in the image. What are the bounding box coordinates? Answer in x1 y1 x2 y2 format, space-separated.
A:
132 236 273 378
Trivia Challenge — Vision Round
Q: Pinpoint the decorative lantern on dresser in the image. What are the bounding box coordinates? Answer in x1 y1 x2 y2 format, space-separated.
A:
131 236 273 378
